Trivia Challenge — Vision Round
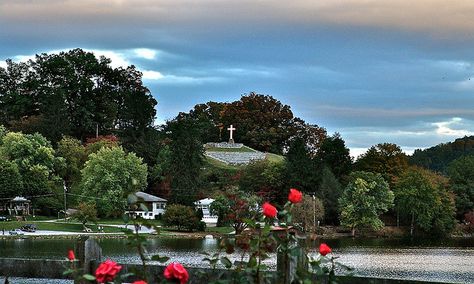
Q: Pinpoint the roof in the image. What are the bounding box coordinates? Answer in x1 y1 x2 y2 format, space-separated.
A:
11 196 29 202
194 198 215 206
135 191 167 202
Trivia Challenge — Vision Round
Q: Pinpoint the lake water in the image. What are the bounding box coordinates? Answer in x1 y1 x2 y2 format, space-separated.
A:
1 237 473 283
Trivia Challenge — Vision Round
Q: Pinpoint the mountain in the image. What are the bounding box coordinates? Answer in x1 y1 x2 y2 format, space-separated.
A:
410 136 474 173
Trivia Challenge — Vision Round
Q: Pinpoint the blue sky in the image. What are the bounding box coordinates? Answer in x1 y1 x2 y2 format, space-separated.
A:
1 0 474 157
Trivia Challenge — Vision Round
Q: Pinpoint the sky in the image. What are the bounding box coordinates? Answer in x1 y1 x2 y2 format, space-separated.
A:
1 0 474 157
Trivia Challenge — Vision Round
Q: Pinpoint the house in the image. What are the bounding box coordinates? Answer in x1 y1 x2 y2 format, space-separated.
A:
126 192 167 219
194 198 218 227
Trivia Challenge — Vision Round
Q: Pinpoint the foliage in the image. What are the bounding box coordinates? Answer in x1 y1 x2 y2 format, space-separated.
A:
447 155 474 219
80 146 147 217
339 171 394 236
285 137 319 194
290 193 325 232
56 136 86 192
394 166 456 236
70 202 98 230
84 135 120 156
319 166 342 225
0 49 157 143
355 143 408 186
184 93 326 154
0 131 61 200
239 159 286 204
410 135 474 173
162 204 201 231
0 159 23 199
210 188 262 234
163 115 205 205
315 133 352 181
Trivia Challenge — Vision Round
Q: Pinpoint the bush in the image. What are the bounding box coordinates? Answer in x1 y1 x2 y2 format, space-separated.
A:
162 204 201 231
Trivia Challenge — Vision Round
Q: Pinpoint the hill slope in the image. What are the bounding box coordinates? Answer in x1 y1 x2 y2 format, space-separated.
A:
410 136 474 172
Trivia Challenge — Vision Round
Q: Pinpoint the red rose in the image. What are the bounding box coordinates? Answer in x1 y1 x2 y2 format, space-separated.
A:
67 250 75 261
164 262 189 284
262 202 277 218
288 188 303 204
95 259 122 283
319 243 332 256
132 281 147 284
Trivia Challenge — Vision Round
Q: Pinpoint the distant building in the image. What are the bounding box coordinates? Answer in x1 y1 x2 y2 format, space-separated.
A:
126 191 167 219
194 198 218 227
1 196 31 216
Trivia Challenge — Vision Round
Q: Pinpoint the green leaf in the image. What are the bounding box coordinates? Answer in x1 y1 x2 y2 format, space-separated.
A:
82 274 96 281
151 255 170 263
220 256 232 268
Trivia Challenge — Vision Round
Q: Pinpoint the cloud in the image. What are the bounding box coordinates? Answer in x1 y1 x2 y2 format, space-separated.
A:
134 48 157 60
2 0 474 39
433 117 474 136
142 70 164 80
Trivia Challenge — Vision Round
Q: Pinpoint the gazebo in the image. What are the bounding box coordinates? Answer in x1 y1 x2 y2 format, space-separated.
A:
7 196 31 216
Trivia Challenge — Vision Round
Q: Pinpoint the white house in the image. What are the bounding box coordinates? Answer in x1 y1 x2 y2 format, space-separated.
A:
126 191 167 219
194 198 218 227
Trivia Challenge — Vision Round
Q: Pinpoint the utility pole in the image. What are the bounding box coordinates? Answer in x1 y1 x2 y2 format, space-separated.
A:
63 181 67 221
312 192 316 234
96 123 99 138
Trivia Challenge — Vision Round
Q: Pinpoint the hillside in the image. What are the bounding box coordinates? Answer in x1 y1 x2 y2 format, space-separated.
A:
410 136 474 172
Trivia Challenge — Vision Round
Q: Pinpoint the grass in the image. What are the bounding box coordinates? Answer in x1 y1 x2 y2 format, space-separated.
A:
0 221 124 233
206 226 234 234
205 156 243 170
205 145 256 152
266 153 285 164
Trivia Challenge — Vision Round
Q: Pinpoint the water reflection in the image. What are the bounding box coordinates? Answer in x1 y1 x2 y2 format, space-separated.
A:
1 237 473 283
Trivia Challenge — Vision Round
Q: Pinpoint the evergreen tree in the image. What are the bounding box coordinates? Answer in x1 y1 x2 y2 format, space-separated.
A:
320 166 342 225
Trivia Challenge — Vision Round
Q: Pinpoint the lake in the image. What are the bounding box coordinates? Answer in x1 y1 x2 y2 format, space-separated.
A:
0 237 473 283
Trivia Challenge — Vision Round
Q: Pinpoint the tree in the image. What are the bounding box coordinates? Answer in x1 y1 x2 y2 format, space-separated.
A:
164 116 205 205
0 160 23 199
71 202 98 230
56 136 86 189
0 49 157 143
80 146 147 217
394 166 456 236
316 133 352 181
285 137 319 195
319 167 342 225
355 143 408 186
339 171 394 236
0 131 60 197
447 156 474 219
239 160 286 204
162 204 201 231
210 189 262 234
291 194 324 232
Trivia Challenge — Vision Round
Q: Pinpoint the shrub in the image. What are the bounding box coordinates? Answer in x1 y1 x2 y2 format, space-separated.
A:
162 204 201 231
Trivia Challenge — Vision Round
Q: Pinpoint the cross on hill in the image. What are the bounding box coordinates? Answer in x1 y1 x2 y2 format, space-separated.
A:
227 125 236 143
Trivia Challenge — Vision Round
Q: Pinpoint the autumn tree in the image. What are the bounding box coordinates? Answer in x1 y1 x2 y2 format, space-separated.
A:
71 202 98 230
355 143 408 186
210 188 262 234
291 194 325 232
339 171 394 236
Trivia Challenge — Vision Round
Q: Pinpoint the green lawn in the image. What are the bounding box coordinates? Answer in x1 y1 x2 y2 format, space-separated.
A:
205 145 256 152
0 221 124 233
206 226 234 234
266 153 285 164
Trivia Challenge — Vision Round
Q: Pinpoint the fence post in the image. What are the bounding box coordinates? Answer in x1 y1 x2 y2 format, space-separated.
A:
276 231 307 284
75 236 103 284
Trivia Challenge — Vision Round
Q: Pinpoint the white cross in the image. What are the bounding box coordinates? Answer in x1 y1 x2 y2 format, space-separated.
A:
227 125 236 141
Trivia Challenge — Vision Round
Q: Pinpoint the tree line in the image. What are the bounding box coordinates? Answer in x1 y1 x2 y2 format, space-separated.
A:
1 49 472 236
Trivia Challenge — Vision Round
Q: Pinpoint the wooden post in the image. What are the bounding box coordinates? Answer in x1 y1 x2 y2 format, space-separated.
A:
75 236 102 283
276 232 307 284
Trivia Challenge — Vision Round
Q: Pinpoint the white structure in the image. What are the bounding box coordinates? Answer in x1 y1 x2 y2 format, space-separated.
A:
194 198 218 227
227 125 236 143
126 192 167 219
